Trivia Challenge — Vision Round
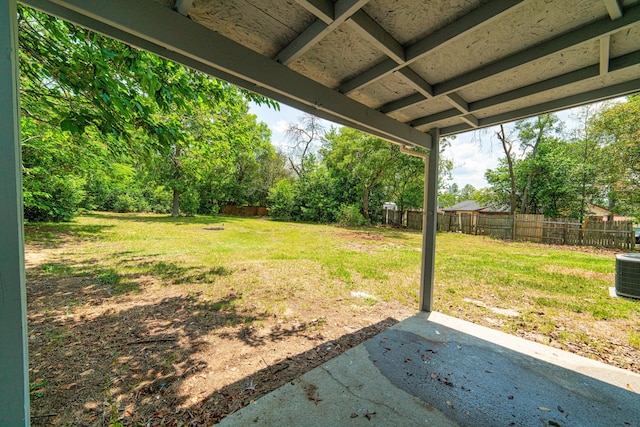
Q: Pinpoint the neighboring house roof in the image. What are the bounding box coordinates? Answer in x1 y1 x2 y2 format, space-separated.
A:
587 203 612 217
443 200 483 212
443 200 510 213
479 205 510 213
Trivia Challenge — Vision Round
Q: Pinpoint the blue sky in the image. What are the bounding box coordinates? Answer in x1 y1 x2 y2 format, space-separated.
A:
249 102 596 190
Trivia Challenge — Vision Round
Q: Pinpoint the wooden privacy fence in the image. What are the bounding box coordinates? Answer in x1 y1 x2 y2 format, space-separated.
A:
383 208 636 250
220 205 268 216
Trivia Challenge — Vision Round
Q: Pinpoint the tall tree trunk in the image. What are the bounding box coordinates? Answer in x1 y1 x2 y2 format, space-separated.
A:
497 125 516 215
171 144 182 217
519 116 547 214
520 174 533 214
171 187 180 217
363 187 370 219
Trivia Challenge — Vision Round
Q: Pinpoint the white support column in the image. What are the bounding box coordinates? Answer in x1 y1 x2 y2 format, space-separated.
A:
0 0 30 424
420 129 439 312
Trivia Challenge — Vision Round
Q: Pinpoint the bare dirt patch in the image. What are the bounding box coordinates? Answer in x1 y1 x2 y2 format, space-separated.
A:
336 231 386 241
26 244 413 425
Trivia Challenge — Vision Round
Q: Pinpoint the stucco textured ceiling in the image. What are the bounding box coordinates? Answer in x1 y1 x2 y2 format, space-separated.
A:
22 0 640 147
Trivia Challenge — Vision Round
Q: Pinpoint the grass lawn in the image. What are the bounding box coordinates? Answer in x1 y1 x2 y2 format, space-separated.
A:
25 212 639 424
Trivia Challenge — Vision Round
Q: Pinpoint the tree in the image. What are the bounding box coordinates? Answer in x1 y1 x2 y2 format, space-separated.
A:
18 6 278 219
589 95 640 219
285 114 325 176
568 105 602 221
322 127 399 220
293 160 339 223
515 114 561 214
495 124 517 214
387 149 425 212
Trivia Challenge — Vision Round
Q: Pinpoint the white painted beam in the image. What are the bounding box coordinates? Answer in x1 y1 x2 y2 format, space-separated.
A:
0 0 29 424
604 0 623 20
23 0 431 149
600 35 611 75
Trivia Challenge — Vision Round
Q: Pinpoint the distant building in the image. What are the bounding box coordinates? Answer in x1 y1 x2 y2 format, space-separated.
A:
586 203 634 222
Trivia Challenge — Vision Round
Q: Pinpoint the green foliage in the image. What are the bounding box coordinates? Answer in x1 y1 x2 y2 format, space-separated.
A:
18 6 282 222
322 127 398 219
267 179 297 220
588 95 640 218
481 101 640 220
294 163 339 223
23 173 86 222
337 204 368 227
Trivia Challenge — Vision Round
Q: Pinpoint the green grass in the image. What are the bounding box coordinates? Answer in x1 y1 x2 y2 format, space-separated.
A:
24 212 639 352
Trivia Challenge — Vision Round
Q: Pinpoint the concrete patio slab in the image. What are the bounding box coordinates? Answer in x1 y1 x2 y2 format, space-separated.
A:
217 312 640 426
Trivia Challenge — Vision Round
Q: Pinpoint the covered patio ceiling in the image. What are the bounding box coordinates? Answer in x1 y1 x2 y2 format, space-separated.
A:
21 0 640 150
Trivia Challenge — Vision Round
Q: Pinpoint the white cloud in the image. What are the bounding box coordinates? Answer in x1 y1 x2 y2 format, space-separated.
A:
273 119 289 134
445 131 500 189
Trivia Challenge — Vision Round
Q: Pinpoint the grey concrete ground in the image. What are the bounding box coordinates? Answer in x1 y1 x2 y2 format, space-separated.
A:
217 312 640 426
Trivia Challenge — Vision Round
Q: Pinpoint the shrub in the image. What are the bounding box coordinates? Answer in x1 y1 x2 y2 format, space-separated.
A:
267 179 296 220
337 204 368 227
23 174 86 222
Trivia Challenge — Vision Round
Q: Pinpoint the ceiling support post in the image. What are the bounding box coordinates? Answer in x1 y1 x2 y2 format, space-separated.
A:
420 129 439 312
0 0 30 424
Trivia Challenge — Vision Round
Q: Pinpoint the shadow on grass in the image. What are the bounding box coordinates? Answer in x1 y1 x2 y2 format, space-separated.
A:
24 222 112 248
27 254 233 315
84 211 241 226
27 269 399 425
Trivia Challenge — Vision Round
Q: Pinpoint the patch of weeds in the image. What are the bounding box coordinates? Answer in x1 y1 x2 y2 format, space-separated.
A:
536 322 556 335
590 304 629 320
96 269 138 294
187 266 233 283
445 287 456 295
575 332 592 345
45 330 64 348
363 296 378 306
532 297 563 309
144 261 189 283
225 313 240 326
208 266 232 276
113 281 139 294
162 352 177 369
629 331 640 349
210 294 241 311
268 252 297 260
37 262 74 276
97 269 120 286
29 380 49 398
329 264 352 282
